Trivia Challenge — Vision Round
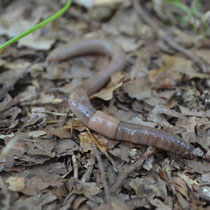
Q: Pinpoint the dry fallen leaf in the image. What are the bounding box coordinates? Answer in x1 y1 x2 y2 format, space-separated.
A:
150 198 171 210
173 177 188 198
6 177 25 192
79 131 109 152
91 72 124 101
122 77 151 100
91 82 123 101
64 119 86 132
178 173 200 191
47 127 72 139
28 130 46 138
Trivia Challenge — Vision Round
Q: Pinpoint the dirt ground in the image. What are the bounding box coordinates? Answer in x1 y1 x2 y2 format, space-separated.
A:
0 0 210 209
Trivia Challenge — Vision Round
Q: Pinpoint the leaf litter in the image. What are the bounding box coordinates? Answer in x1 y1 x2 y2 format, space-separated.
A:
0 0 210 209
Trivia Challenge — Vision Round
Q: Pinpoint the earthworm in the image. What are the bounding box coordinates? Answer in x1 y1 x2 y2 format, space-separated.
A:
47 38 190 155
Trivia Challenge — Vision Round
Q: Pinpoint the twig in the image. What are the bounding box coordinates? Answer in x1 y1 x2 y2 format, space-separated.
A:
72 154 78 179
32 109 73 117
111 147 156 194
133 0 206 72
81 155 95 182
91 142 112 210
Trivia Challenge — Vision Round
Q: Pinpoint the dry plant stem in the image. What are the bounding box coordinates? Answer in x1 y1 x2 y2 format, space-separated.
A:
110 147 156 194
133 0 206 72
81 155 95 182
91 142 112 209
32 110 73 117
72 154 78 178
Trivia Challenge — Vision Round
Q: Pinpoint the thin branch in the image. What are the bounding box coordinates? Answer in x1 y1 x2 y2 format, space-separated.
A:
91 142 112 210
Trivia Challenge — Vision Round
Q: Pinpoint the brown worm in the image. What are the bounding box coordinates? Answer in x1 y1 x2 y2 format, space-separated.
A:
47 38 190 155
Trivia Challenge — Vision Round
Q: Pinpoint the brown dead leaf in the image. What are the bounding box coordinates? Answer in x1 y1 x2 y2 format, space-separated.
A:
26 138 56 158
6 176 25 192
167 56 194 75
176 193 190 210
18 162 67 196
152 105 186 120
13 192 57 210
178 173 200 191
46 56 94 80
174 29 200 46
151 70 182 89
122 77 151 100
173 177 188 198
23 176 51 196
150 198 171 210
79 131 109 152
116 37 143 52
55 139 79 157
194 49 210 65
0 94 13 112
149 55 174 79
96 198 130 210
28 130 46 138
47 126 71 139
91 82 122 101
202 173 210 184
129 177 167 199
64 119 86 132
185 160 210 174
110 72 124 84
72 195 87 210
91 72 124 101
109 143 142 163
67 177 101 197
0 60 31 100
79 131 93 152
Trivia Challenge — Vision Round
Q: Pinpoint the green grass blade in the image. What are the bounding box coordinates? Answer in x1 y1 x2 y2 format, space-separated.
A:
0 0 72 50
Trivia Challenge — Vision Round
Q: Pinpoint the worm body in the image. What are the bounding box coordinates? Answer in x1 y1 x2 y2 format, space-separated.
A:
47 38 190 155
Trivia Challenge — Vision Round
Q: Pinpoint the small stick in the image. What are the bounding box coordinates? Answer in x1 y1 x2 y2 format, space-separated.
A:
72 154 78 178
91 142 112 209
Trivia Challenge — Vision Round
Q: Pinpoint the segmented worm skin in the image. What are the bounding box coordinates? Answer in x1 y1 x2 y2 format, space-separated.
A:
47 38 190 155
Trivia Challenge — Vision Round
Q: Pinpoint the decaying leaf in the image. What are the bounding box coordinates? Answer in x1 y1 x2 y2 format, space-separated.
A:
6 177 25 192
46 126 71 139
122 77 151 100
91 72 124 100
64 119 86 132
91 82 123 101
1 1 209 209
79 131 109 152
28 130 46 138
173 177 188 198
66 177 101 197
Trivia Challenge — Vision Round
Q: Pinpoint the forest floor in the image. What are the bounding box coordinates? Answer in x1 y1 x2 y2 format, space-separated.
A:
0 0 210 209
